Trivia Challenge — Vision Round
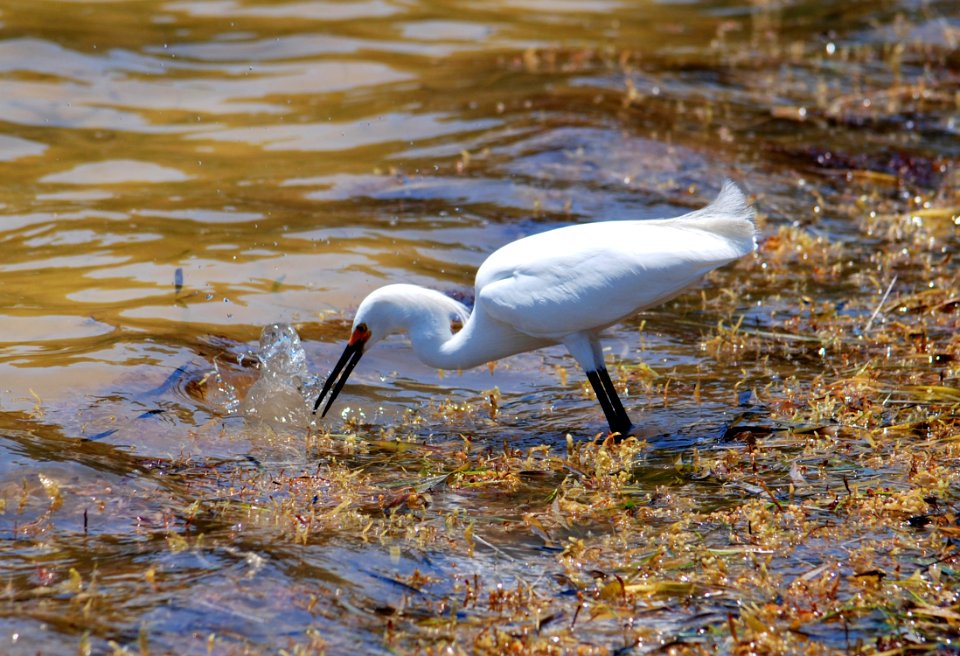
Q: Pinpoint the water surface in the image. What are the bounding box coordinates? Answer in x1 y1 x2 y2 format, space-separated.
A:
1 0 958 653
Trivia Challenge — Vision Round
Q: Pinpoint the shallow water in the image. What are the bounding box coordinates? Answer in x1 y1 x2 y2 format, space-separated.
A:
1 0 958 653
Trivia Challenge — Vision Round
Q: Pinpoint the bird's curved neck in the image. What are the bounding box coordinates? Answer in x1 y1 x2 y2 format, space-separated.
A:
401 292 547 370
407 312 465 370
408 308 490 370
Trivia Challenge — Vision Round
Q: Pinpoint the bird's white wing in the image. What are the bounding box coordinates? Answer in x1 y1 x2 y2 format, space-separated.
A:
476 216 752 340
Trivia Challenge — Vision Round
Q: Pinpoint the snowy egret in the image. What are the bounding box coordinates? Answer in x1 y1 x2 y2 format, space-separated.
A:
314 181 756 435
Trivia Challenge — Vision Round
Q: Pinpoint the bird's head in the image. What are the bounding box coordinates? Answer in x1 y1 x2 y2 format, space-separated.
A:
313 284 460 418
347 285 414 351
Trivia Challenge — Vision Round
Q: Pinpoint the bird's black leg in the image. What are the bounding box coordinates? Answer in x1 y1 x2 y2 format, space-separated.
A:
597 367 634 437
588 369 633 437
586 370 620 433
586 369 633 437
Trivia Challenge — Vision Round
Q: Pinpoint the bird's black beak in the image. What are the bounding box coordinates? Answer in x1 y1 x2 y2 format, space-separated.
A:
313 325 370 418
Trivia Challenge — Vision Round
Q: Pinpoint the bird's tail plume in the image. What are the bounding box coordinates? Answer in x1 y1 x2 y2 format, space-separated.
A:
677 179 756 256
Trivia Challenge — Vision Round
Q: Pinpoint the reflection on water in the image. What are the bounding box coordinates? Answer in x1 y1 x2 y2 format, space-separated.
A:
1 0 958 652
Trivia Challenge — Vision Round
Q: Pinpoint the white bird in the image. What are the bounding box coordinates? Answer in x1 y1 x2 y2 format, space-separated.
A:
314 181 756 435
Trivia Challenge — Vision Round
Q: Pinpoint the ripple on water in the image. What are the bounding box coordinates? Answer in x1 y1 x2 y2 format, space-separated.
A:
166 0 401 21
40 160 190 185
0 134 47 161
0 314 115 351
191 113 499 152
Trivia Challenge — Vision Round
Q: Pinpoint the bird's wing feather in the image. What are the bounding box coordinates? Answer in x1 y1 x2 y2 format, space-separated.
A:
476 202 753 340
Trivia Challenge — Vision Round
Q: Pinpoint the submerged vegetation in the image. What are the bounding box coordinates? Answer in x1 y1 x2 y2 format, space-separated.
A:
0 0 958 654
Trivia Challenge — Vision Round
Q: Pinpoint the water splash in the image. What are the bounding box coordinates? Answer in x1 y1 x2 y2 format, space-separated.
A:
210 358 241 416
240 323 315 427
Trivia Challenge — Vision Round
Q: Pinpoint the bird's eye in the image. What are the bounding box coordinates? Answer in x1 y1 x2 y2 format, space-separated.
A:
355 322 367 333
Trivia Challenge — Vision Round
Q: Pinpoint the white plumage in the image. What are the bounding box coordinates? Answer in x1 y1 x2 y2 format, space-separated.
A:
315 180 756 435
